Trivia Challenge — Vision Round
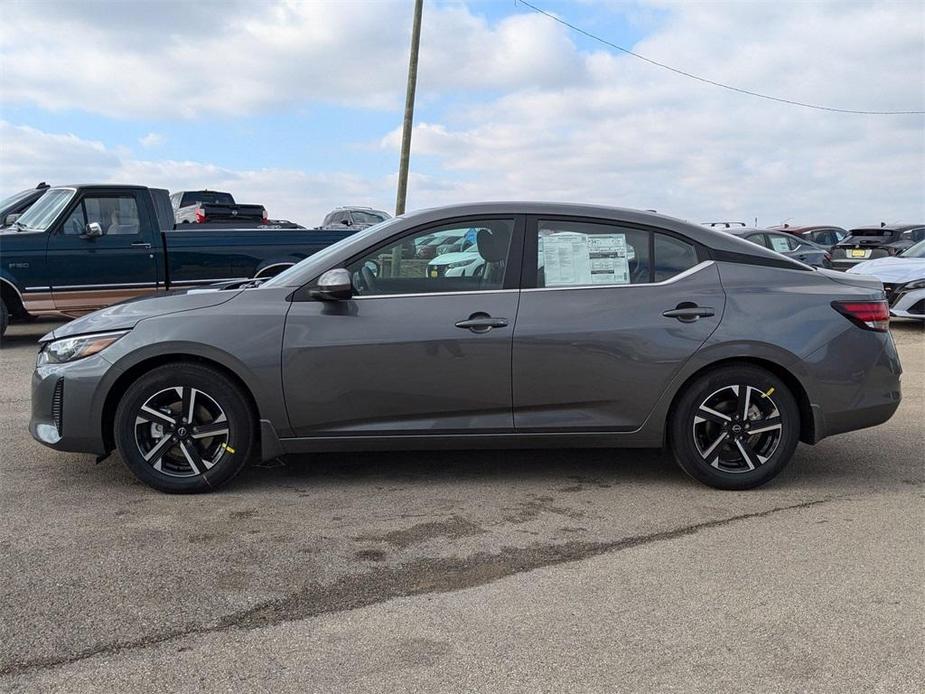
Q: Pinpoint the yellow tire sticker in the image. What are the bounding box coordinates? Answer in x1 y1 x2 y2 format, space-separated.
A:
221 443 236 454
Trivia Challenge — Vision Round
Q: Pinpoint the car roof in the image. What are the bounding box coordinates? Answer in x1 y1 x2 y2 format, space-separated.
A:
850 223 924 232
770 224 846 233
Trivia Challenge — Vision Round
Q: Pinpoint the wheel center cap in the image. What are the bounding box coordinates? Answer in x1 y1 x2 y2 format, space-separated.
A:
177 426 188 438
731 424 743 435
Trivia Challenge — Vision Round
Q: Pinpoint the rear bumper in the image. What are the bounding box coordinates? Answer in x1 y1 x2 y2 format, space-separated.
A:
803 328 902 442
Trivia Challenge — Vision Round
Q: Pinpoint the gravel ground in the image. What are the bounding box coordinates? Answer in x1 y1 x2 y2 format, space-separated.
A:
0 318 922 692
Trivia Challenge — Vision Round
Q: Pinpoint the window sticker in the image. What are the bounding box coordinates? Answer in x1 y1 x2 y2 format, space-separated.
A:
541 231 630 286
770 236 791 253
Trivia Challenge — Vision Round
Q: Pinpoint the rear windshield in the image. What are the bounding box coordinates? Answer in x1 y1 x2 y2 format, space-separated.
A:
849 228 895 237
180 191 235 206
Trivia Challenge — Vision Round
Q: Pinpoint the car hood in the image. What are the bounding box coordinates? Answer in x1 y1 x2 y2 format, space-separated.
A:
43 289 242 341
845 257 925 283
428 251 482 266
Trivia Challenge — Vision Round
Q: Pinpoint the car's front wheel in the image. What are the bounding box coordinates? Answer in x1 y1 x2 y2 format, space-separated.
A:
114 363 255 493
669 365 800 490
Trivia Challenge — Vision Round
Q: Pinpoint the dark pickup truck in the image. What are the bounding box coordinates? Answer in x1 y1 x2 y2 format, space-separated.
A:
171 190 269 225
0 184 356 335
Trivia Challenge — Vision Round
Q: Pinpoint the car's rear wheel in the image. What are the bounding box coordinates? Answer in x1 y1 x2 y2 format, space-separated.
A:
114 363 255 493
669 365 800 490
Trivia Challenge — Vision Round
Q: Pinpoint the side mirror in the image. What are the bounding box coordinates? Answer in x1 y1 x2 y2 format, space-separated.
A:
310 268 353 301
82 222 103 239
4 213 20 226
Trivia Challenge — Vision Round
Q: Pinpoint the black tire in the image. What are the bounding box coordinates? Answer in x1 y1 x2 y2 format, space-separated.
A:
114 363 255 493
669 365 800 490
0 298 8 338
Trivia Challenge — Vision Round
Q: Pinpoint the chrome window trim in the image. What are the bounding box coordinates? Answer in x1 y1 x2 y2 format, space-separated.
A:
352 288 519 300
48 277 248 290
522 260 714 293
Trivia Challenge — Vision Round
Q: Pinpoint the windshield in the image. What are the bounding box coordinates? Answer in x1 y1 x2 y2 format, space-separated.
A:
262 216 402 288
900 240 925 258
0 188 36 212
13 188 76 230
352 210 390 225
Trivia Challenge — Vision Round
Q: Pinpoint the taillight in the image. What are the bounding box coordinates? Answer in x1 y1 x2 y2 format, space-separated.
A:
195 208 206 223
261 208 268 222
831 300 890 332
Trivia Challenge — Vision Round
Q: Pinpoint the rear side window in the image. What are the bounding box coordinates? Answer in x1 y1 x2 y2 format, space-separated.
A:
653 234 698 281
536 220 650 287
767 234 795 253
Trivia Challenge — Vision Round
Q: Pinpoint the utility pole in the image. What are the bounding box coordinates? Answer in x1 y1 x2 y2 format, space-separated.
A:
395 0 423 216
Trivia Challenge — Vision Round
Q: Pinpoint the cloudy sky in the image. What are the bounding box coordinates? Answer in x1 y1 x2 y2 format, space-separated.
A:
1 0 923 228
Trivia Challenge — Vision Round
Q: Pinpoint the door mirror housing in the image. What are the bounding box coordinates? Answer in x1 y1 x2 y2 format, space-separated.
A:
82 222 104 239
310 268 353 301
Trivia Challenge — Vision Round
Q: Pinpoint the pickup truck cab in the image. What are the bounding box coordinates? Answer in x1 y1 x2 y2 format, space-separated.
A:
0 184 357 335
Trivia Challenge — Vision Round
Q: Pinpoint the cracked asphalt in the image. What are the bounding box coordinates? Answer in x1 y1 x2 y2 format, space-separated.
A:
1 319 922 692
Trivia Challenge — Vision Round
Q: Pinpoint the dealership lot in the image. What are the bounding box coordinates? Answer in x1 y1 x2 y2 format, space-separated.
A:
1 319 922 691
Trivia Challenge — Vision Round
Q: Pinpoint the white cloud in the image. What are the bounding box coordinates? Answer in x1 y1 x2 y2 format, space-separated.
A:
379 1 925 227
0 121 391 226
1 2 923 227
0 1 588 119
139 132 166 148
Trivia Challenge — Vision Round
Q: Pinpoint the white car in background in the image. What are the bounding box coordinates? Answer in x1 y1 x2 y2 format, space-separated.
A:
847 240 925 320
426 248 485 278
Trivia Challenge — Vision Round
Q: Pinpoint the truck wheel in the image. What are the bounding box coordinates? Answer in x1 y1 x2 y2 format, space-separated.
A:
1 298 8 338
114 363 256 493
669 365 800 490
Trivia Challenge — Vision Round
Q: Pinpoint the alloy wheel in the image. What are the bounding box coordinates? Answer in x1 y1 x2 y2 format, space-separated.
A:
133 386 230 477
692 384 783 473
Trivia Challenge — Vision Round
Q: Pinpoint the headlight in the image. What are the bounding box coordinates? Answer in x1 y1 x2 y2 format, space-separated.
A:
901 279 925 290
37 331 128 366
446 259 477 269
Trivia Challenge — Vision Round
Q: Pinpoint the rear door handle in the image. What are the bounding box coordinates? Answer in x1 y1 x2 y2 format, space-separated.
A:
455 313 509 333
662 304 715 321
131 241 152 249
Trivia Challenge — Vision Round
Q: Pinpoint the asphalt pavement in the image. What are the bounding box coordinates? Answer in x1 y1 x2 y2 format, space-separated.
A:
0 318 922 692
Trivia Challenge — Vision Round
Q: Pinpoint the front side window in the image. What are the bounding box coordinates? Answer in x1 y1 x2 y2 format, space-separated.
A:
346 219 514 296
83 195 141 235
536 220 650 287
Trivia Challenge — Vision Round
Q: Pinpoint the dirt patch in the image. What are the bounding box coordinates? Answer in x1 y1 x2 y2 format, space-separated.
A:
229 509 258 520
356 515 485 549
355 549 387 562
503 495 586 523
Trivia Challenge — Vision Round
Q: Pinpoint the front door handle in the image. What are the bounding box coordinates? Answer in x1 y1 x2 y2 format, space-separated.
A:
662 303 715 322
131 241 152 249
455 313 509 333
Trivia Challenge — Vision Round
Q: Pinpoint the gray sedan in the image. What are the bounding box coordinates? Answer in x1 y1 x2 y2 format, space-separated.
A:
30 203 901 493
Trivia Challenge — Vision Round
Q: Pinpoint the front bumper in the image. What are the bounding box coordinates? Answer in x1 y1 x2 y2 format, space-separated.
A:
30 352 115 456
888 286 925 319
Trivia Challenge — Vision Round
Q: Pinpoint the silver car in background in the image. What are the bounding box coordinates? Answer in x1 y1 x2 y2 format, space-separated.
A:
847 239 925 319
30 203 901 493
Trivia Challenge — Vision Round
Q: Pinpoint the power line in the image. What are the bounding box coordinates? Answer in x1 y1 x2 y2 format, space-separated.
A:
517 0 925 116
